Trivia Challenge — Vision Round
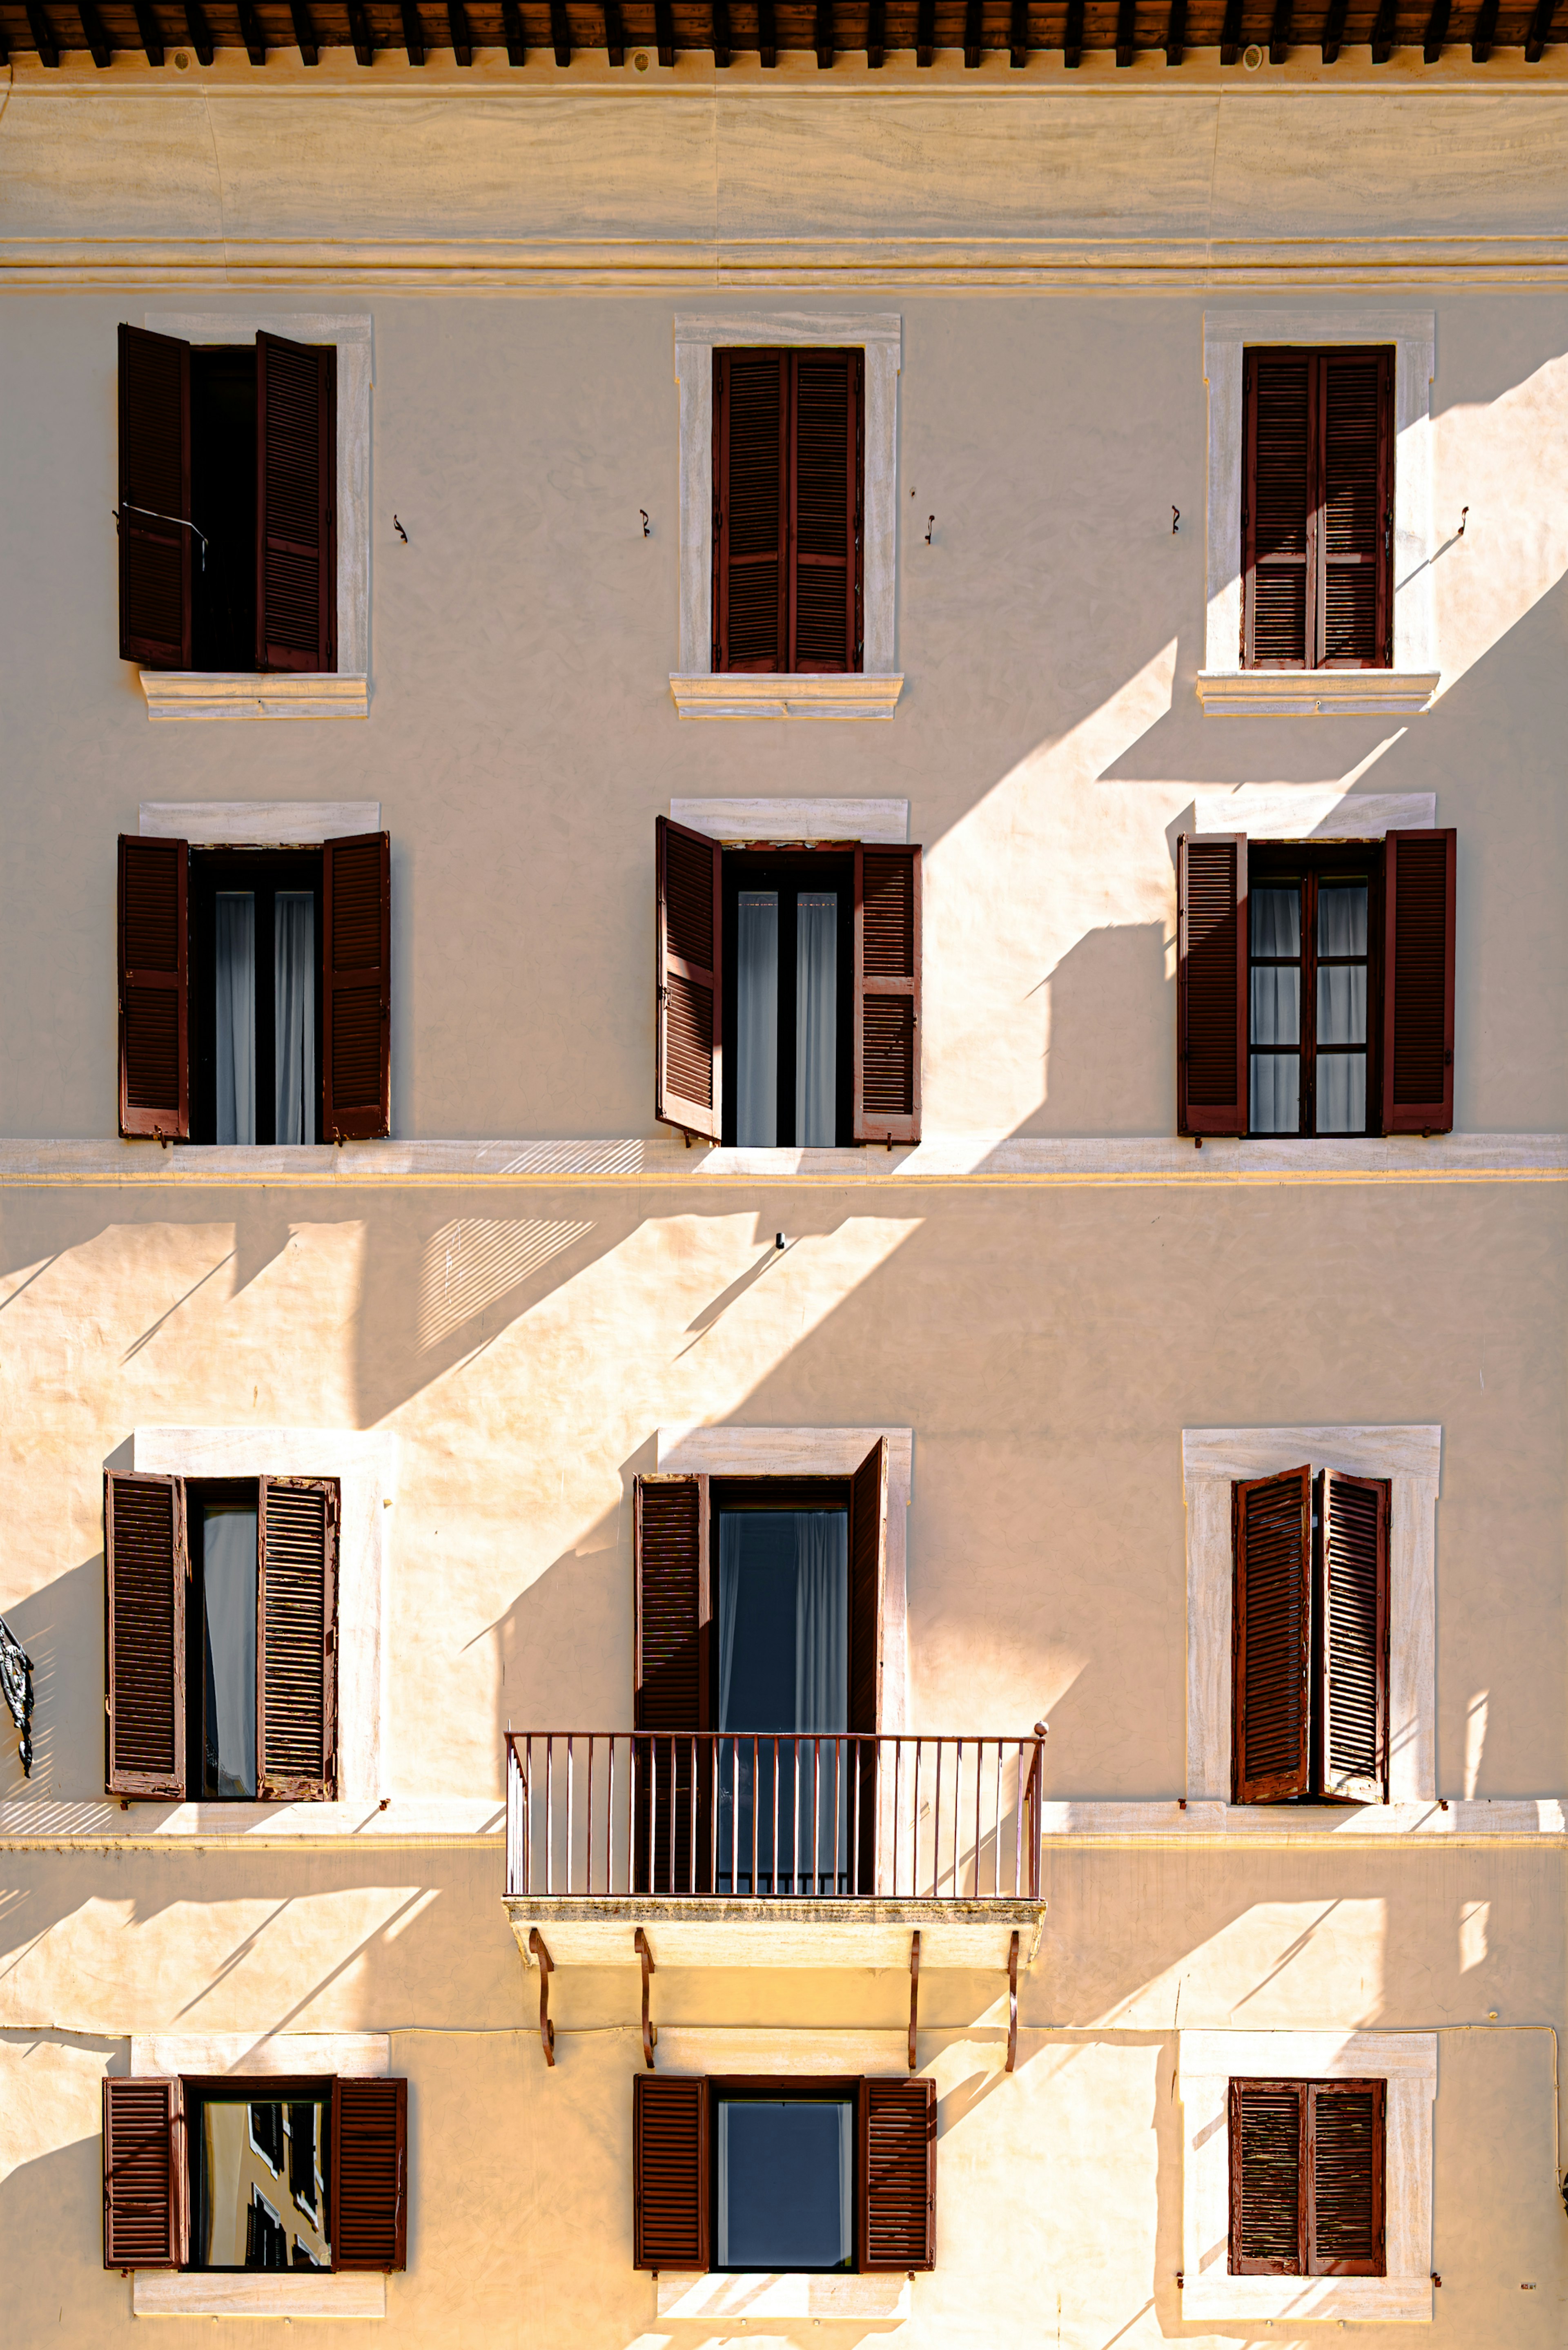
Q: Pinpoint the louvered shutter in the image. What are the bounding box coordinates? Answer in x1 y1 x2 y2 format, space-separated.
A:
848 1439 887 1895
853 845 921 1144
1307 2079 1385 2275
633 2073 708 2271
257 1476 338 1801
1320 351 1392 668
713 349 786 673
103 2077 185 2269
1232 1467 1310 1805
104 1471 186 1799
1381 828 1456 1135
118 323 192 670
256 331 336 673
1176 834 1247 1137
858 2076 935 2273
1229 2080 1305 2273
655 816 722 1142
634 1474 710 1893
118 834 189 1142
789 350 862 673
1243 350 1312 668
1316 1470 1389 1803
322 831 390 1141
332 2077 407 2271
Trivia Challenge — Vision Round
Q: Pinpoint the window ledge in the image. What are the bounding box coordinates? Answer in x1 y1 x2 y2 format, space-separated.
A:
132 2272 385 2319
1180 2275 1431 2323
669 673 903 722
1196 670 1439 718
138 671 369 722
656 2272 912 2320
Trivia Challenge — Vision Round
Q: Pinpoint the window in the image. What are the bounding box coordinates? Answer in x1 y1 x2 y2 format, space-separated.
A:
712 349 863 676
655 819 921 1146
189 849 322 1144
632 2074 934 2275
1176 828 1454 1139
1242 346 1393 671
1230 2078 1386 2276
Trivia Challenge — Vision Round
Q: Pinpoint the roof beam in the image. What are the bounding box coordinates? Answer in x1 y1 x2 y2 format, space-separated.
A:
448 0 472 62
816 0 834 66
1064 0 1084 66
237 0 265 62
549 0 569 62
1009 0 1027 62
603 0 623 62
0 19 8 61
1321 0 1349 60
1268 0 1290 60
655 0 673 65
964 0 982 61
916 0 935 64
500 0 525 61
349 0 374 63
133 0 164 64
1369 0 1395 54
77 0 111 64
867 0 885 64
1470 0 1499 54
1219 0 1242 61
1116 0 1134 61
758 0 776 63
1525 0 1556 56
182 0 213 64
25 0 61 60
710 0 729 62
1165 0 1186 63
403 0 425 62
1421 0 1448 51
289 0 318 62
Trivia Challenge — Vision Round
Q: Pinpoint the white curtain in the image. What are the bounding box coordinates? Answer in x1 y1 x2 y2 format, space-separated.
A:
795 892 837 1146
736 890 779 1146
214 892 256 1145
202 1503 257 1798
274 891 316 1145
1315 883 1368 1135
718 1510 848 1892
1249 884 1300 1135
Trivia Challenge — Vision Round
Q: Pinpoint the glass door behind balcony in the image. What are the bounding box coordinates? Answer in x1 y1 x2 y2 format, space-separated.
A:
717 1508 848 1895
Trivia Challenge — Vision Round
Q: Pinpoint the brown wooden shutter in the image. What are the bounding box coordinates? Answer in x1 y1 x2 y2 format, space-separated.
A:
655 816 722 1142
1177 833 1247 1138
789 349 862 673
118 323 192 670
118 834 189 1142
1229 2079 1305 2274
854 844 921 1144
257 1476 338 1801
1320 351 1392 668
256 331 336 674
633 2073 708 2271
858 2076 935 2273
1316 1470 1389 1804
1232 1467 1310 1805
848 1439 888 1897
634 1474 710 1893
322 831 390 1141
713 348 786 673
1243 347 1392 672
332 2077 408 2271
104 1471 186 1799
1243 350 1312 669
1307 2079 1385 2275
103 2076 185 2270
1381 827 1456 1135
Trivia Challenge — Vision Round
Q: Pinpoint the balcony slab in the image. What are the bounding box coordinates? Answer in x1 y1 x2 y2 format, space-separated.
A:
504 1895 1044 1971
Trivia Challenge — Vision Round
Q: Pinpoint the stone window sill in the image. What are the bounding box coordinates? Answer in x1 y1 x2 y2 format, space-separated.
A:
1196 670 1439 717
669 673 902 721
655 2272 912 2319
132 2272 386 2318
138 670 369 721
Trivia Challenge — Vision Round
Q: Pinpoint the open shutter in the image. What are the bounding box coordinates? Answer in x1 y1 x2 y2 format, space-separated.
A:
1307 2079 1385 2275
1229 2080 1305 2274
321 831 390 1141
858 2076 935 2273
118 323 192 670
104 1471 186 1799
1316 1471 1389 1803
713 348 786 673
256 331 336 673
118 834 189 1142
655 816 722 1141
257 1476 338 1801
1243 350 1311 669
848 1439 888 1896
1232 1467 1310 1805
1177 834 1247 1137
103 2077 185 2270
332 2077 407 2271
789 349 862 673
633 2073 708 2271
634 1474 709 1893
1320 351 1392 668
854 844 921 1144
1381 828 1455 1135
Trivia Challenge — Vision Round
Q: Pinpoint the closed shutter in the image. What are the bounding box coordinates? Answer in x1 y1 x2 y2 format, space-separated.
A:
1243 346 1392 672
634 1474 710 1893
1307 2079 1385 2275
1232 1467 1310 1804
656 816 723 1141
1177 834 1247 1137
853 845 921 1144
713 349 786 673
1381 828 1455 1135
118 323 192 670
1316 1470 1389 1803
633 2073 708 2271
104 1471 186 1799
848 1439 887 1895
1229 2079 1305 2273
789 350 862 673
858 2076 935 2272
322 831 390 1141
332 2077 408 2271
1320 352 1392 668
118 834 189 1142
256 332 336 674
1243 350 1312 668
257 1476 338 1801
103 2077 185 2269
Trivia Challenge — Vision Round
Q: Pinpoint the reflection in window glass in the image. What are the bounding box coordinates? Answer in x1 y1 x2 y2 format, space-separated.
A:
214 892 256 1145
716 2097 853 2271
201 1503 257 1798
736 891 780 1146
795 892 837 1148
198 2099 331 2270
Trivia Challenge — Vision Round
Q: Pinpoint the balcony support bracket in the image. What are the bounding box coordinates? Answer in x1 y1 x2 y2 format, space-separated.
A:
1005 1929 1020 2074
529 1926 556 2067
908 1929 920 2071
635 1925 658 2068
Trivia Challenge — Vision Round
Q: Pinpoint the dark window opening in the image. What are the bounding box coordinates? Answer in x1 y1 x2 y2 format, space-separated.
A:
185 1479 259 1801
187 2083 332 2272
721 852 853 1147
189 847 323 1146
1249 845 1376 1137
189 348 257 673
715 2092 855 2273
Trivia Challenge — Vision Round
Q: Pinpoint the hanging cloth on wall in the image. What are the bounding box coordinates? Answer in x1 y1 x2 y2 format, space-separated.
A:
0 1612 34 1777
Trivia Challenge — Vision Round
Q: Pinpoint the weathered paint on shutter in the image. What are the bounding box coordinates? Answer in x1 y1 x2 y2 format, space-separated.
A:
331 2076 407 2270
1232 1467 1311 1805
118 323 192 670
848 1438 888 1897
1320 351 1392 668
1307 2079 1385 2275
1381 828 1456 1135
104 1471 186 1799
257 1476 338 1801
1316 1470 1389 1804
1243 350 1312 668
103 2076 185 2269
255 332 336 673
713 348 786 673
118 834 189 1142
789 349 862 673
1229 2079 1305 2274
633 2073 708 2271
321 831 390 1141
858 2076 935 2272
656 816 723 1141
1177 834 1247 1137
853 844 921 1143
634 1474 709 1893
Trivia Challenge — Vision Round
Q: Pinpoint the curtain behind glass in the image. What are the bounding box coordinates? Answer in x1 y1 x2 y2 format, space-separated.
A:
1249 884 1301 1135
795 892 837 1147
718 1510 847 1893
274 892 316 1145
736 891 779 1146
202 1503 257 1798
214 892 256 1145
1315 883 1368 1134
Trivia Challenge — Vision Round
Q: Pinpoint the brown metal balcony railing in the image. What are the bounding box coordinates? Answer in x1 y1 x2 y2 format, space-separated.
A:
504 1731 1045 1903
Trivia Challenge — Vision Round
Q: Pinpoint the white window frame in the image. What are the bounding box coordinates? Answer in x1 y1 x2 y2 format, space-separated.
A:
1179 2029 1436 2324
1198 308 1439 717
671 314 902 721
136 310 371 722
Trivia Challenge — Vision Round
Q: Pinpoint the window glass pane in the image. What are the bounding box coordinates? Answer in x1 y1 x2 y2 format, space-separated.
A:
1316 963 1366 1048
795 892 837 1147
717 2098 853 2271
1250 965 1300 1047
202 1503 257 1798
1316 1053 1366 1135
198 2099 330 2269
1250 885 1301 959
736 891 779 1147
1317 881 1368 958
1250 1054 1301 1135
717 1511 849 1895
214 892 256 1146
274 892 316 1146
